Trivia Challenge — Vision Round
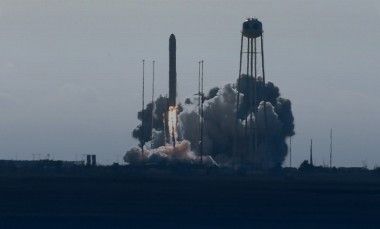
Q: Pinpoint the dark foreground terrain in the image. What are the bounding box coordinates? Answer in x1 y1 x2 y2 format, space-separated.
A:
1 169 380 228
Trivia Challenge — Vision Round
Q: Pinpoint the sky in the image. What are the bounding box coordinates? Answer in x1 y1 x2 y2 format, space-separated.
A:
0 0 379 167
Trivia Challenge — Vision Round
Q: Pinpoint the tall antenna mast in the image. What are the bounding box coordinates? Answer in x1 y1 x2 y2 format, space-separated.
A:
253 37 258 166
233 33 244 168
151 60 155 149
200 60 204 164
289 136 292 167
141 59 145 159
330 128 332 168
310 139 313 166
198 61 201 159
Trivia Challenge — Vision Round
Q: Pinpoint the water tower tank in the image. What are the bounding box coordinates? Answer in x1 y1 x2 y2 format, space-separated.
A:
242 18 263 38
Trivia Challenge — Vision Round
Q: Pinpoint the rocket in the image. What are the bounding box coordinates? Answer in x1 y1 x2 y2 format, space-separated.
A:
168 34 177 106
166 34 177 147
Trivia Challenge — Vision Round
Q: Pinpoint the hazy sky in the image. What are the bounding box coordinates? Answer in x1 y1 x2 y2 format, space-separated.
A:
0 0 379 167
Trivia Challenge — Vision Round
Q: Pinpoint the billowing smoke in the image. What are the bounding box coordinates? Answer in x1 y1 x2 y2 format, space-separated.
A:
179 84 239 162
126 75 294 169
123 140 217 166
131 95 183 148
131 95 167 148
179 75 294 169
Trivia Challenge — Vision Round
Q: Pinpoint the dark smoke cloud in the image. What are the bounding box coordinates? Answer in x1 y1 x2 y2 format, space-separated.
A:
132 95 167 147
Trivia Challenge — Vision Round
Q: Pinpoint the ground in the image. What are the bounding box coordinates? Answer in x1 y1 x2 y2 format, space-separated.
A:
0 169 379 228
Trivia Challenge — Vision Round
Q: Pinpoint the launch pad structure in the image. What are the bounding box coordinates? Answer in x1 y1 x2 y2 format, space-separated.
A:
234 18 268 168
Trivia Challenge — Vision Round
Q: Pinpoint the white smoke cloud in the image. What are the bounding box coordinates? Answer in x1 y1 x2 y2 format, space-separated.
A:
178 83 248 166
124 140 218 167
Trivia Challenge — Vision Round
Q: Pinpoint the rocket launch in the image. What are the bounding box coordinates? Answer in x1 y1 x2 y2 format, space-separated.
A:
167 34 178 147
169 34 177 106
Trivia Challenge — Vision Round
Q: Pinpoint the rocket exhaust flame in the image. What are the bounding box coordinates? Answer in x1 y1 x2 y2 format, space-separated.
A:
168 106 178 147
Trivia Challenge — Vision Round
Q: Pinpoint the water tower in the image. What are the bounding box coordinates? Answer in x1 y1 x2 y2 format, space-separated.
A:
234 18 268 168
242 18 263 39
